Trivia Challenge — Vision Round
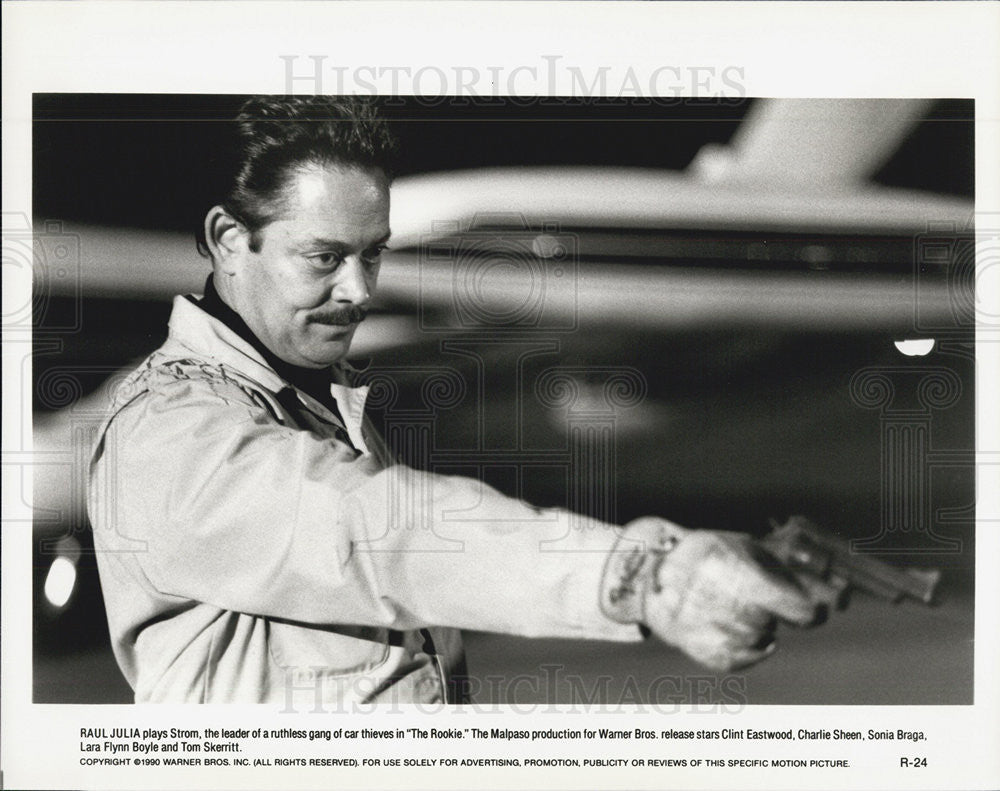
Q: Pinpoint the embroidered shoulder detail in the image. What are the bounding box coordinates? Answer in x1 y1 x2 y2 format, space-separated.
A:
110 354 273 413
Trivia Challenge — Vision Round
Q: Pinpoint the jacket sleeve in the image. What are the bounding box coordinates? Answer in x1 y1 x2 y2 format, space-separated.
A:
89 375 641 643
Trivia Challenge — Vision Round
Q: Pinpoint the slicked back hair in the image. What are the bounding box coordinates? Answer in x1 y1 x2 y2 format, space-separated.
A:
199 95 397 256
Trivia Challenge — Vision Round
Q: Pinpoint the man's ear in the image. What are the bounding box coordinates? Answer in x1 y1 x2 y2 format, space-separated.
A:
204 206 248 275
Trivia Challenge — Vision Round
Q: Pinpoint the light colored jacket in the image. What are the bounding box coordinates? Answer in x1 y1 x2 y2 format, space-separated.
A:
87 295 640 705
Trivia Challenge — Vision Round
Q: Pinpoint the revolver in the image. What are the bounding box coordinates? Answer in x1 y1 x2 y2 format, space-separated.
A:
760 515 941 608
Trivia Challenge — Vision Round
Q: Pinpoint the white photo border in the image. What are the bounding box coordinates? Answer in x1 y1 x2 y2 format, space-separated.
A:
3 2 999 790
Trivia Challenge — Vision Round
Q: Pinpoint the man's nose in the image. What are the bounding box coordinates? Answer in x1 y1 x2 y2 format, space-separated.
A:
332 256 371 306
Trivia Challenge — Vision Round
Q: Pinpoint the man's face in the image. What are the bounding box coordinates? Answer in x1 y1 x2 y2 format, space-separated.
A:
225 163 390 368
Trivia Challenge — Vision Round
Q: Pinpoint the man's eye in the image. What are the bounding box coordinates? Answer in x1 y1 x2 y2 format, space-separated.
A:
308 252 342 269
361 245 387 265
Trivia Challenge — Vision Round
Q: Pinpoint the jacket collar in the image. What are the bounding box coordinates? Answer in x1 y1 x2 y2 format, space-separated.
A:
164 295 370 442
167 295 291 393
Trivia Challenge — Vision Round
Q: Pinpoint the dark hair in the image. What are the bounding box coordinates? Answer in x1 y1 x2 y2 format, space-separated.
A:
199 95 397 256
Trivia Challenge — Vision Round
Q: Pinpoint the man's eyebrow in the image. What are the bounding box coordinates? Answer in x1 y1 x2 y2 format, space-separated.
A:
297 231 392 252
296 231 392 252
294 236 348 254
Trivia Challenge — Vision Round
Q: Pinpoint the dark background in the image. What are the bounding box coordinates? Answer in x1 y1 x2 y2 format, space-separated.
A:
33 95 973 233
31 96 976 705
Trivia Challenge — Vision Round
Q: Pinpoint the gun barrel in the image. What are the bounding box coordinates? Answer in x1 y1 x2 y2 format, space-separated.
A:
770 517 942 605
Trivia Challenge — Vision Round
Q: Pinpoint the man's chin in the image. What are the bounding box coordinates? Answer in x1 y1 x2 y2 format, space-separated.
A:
297 334 354 368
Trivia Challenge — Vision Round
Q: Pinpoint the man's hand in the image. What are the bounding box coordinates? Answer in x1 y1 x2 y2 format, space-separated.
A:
601 517 820 671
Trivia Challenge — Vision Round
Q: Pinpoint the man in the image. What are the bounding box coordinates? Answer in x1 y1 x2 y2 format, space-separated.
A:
88 96 820 705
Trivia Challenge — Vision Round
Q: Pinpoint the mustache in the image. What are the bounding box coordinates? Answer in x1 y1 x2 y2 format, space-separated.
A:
309 305 368 326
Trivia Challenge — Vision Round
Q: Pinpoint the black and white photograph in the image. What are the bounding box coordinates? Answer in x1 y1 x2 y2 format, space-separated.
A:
29 93 977 707
3 3 999 791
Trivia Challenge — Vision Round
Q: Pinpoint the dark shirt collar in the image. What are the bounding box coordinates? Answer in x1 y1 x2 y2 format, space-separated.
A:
195 275 341 414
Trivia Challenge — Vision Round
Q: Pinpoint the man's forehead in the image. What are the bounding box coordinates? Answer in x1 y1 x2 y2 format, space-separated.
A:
271 163 390 239
286 163 388 207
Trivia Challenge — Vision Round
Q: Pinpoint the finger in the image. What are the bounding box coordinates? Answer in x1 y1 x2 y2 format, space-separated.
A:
711 600 774 634
829 573 851 609
689 631 778 672
714 611 777 650
724 642 778 671
736 563 817 626
711 614 766 643
792 571 849 615
735 603 778 632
